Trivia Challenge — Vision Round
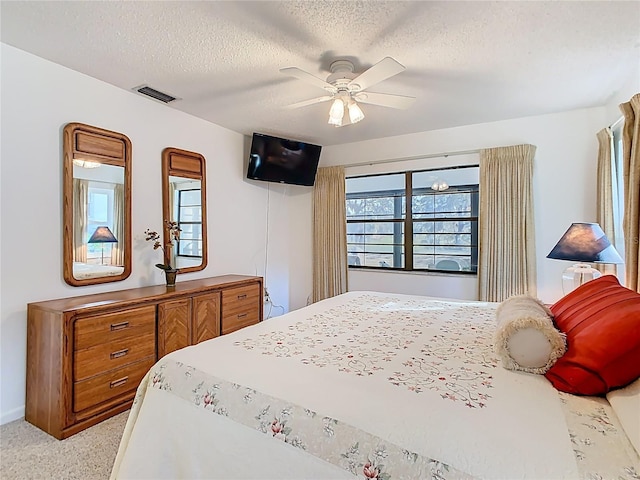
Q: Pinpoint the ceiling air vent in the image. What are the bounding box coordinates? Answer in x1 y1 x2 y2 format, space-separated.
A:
132 85 180 104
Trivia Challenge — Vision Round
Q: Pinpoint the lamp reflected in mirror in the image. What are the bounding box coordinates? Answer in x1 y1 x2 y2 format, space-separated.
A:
547 222 624 294
88 226 118 265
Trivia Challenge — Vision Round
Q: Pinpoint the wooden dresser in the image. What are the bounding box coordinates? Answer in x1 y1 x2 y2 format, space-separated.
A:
26 275 263 439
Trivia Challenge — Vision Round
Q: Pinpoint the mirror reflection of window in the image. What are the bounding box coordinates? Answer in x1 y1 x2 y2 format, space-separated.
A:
169 176 202 269
177 189 202 257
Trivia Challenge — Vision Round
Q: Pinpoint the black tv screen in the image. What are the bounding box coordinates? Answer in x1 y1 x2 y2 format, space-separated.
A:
247 133 322 186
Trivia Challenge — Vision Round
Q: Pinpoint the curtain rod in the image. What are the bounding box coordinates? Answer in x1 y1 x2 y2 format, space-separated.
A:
343 148 481 169
609 116 624 130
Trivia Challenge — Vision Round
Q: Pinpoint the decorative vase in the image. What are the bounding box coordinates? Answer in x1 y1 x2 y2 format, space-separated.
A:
164 268 178 287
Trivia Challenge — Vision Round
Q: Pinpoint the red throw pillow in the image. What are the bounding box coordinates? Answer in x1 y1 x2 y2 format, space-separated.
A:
544 275 640 395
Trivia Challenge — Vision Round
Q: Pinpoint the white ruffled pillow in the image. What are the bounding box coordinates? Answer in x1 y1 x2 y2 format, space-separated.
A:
494 295 566 374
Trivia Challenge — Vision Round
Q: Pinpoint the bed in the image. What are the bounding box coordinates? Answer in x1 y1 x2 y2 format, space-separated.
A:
72 262 124 280
110 289 640 479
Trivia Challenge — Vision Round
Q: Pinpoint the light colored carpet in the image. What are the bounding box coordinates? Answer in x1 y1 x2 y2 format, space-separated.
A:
0 411 128 480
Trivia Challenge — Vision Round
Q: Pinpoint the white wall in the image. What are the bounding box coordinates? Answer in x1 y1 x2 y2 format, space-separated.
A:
0 44 311 424
604 61 640 123
321 107 611 304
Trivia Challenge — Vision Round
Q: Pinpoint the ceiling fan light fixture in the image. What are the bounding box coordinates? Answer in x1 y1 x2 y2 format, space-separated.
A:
328 98 344 126
281 56 415 127
348 100 365 124
73 158 101 169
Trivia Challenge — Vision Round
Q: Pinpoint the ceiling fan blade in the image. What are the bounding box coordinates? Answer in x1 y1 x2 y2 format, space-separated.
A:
347 57 406 92
284 95 334 109
279 67 337 93
354 91 416 110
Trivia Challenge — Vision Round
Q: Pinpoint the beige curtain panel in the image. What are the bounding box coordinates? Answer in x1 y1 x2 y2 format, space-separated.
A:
111 184 125 266
620 93 640 292
478 144 537 302
73 179 88 263
312 166 348 302
595 127 618 276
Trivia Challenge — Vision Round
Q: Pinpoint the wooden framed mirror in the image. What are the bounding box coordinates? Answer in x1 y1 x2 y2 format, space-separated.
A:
63 123 132 286
162 147 207 274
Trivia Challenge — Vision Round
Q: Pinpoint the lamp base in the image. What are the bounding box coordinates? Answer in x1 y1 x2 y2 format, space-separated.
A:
562 263 601 294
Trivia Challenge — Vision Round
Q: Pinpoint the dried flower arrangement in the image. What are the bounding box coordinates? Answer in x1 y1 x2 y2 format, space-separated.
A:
144 220 182 272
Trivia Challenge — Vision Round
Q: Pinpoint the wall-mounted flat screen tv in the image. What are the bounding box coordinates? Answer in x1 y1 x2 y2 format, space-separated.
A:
247 133 322 186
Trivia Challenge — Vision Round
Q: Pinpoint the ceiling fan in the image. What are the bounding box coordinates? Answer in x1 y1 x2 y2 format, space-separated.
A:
280 57 416 127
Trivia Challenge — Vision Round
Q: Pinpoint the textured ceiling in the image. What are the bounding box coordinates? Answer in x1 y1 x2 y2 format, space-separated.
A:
2 1 639 146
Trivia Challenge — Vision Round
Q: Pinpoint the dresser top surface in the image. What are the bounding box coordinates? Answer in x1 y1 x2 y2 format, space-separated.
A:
28 275 262 313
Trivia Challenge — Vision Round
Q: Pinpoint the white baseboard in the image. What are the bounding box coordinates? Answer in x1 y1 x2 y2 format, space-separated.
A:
1 406 25 425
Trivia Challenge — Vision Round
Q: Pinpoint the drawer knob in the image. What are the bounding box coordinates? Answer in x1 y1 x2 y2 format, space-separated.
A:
237 313 248 319
110 376 129 389
110 348 129 359
237 294 247 300
110 321 130 331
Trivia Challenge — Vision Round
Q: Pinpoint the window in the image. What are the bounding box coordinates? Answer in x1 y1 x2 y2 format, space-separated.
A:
611 123 626 263
346 166 479 273
175 188 202 257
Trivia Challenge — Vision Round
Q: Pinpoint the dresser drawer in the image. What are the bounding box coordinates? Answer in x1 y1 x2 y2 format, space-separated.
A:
222 309 260 334
74 332 156 381
221 283 261 335
73 357 155 412
74 306 156 350
222 283 261 314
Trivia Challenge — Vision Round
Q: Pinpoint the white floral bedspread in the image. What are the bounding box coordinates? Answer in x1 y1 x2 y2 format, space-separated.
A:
111 291 639 480
236 294 498 409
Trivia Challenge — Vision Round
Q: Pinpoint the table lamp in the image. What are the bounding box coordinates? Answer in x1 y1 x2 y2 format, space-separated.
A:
88 226 118 265
547 222 623 294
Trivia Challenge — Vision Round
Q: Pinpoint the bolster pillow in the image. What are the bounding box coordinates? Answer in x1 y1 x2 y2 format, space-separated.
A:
494 295 567 374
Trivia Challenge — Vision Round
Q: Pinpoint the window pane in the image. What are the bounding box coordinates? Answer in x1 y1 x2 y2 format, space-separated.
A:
413 222 434 234
179 206 202 222
366 197 395 218
178 240 202 256
413 254 435 269
346 173 405 193
347 222 365 234
412 194 435 219
433 245 471 255
346 199 366 219
178 224 202 239
361 252 402 268
413 167 479 190
88 192 108 223
346 174 405 221
180 190 201 205
414 245 435 254
412 197 476 271
414 234 435 246
347 221 404 268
